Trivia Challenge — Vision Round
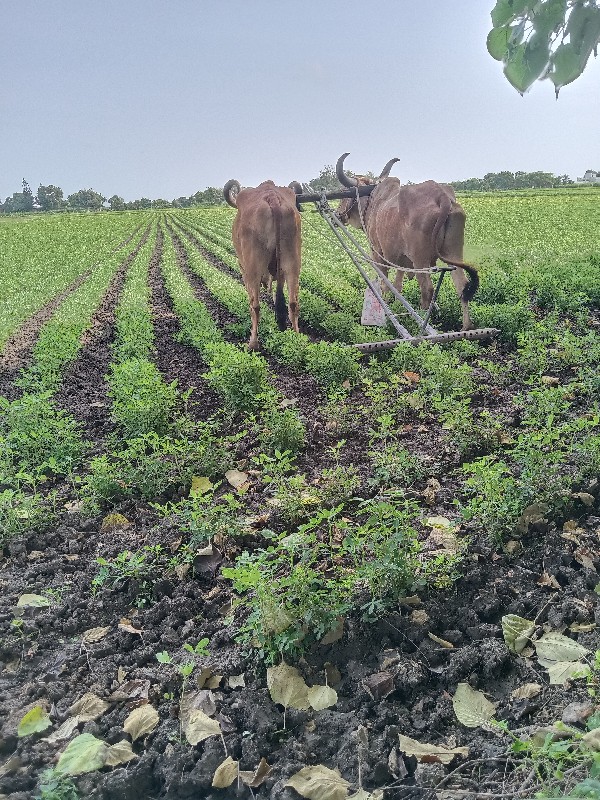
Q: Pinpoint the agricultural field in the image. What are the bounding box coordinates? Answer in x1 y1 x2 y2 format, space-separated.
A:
0 189 599 800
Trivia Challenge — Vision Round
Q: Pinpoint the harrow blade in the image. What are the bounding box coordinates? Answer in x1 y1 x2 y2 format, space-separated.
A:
354 328 500 352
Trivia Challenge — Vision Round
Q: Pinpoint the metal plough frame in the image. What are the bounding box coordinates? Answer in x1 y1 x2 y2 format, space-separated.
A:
296 188 499 351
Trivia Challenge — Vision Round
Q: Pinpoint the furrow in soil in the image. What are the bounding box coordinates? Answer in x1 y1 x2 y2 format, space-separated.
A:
53 224 152 443
147 227 221 419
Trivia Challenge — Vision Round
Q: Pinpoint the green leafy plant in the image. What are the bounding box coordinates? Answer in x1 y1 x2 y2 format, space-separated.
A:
108 358 182 437
35 769 79 800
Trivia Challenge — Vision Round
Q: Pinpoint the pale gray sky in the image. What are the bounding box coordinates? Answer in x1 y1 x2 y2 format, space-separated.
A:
1 1 598 201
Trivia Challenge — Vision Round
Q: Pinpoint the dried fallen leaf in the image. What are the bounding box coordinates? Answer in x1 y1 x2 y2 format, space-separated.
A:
108 679 150 703
239 757 272 787
320 617 344 645
227 674 245 689
15 593 50 611
537 572 561 590
403 371 420 383
0 756 21 778
502 614 535 654
123 705 159 741
452 684 497 728
225 469 250 492
307 685 338 711
183 710 221 746
324 663 342 687
573 492 595 507
205 674 223 690
510 683 542 700
267 663 310 711
428 633 454 649
569 622 597 633
425 516 455 529
180 690 216 721
82 626 110 643
197 668 213 689
410 610 430 626
68 693 110 723
212 755 239 788
285 764 351 800
574 547 597 571
43 717 81 743
118 618 143 635
104 740 137 767
582 728 600 752
546 661 591 685
398 733 469 764
535 632 589 666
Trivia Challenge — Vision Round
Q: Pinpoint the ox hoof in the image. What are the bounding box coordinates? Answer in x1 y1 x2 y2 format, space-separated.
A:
247 340 261 352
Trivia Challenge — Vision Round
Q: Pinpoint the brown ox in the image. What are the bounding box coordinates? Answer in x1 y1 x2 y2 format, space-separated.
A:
336 154 478 330
223 179 302 350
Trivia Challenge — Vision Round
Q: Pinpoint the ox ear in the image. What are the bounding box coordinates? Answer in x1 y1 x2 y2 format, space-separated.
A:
288 181 304 212
223 179 240 208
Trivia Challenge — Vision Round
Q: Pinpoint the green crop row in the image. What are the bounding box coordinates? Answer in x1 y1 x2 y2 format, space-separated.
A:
0 222 149 542
0 212 147 350
16 225 149 395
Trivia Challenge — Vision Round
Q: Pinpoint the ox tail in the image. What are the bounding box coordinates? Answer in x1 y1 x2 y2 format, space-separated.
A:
433 195 479 302
266 194 287 331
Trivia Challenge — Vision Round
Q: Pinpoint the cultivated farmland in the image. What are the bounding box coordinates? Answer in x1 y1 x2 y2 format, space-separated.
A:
1 190 599 799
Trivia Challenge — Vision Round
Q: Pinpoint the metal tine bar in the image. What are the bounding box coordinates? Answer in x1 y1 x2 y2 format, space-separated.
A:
320 204 438 336
319 209 412 340
354 327 499 352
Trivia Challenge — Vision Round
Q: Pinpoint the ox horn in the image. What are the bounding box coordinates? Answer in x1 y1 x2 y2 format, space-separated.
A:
377 157 400 181
336 153 358 188
223 179 240 208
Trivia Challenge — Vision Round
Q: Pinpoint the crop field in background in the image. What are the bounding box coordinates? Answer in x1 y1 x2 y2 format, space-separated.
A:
1 188 599 800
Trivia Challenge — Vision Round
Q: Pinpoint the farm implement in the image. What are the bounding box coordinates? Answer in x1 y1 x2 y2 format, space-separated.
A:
293 184 499 352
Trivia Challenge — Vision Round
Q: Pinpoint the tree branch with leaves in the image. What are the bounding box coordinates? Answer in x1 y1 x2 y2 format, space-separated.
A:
488 0 600 95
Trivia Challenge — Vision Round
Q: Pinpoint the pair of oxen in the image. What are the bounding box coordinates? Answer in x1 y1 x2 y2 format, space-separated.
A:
223 154 479 351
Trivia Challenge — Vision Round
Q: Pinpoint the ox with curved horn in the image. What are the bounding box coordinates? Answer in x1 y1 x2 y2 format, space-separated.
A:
336 153 400 188
334 152 479 330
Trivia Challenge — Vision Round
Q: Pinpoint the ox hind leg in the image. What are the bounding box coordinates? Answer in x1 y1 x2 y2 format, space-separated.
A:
280 256 300 334
440 208 474 331
246 279 262 350
449 269 474 330
240 254 264 350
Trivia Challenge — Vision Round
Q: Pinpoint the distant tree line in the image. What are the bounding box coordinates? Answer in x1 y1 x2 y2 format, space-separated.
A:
0 180 226 214
450 171 574 192
0 168 584 214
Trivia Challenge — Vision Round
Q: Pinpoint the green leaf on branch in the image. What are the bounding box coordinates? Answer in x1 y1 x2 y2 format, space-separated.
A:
531 0 568 37
550 42 586 94
491 0 532 28
487 26 512 60
503 38 551 93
